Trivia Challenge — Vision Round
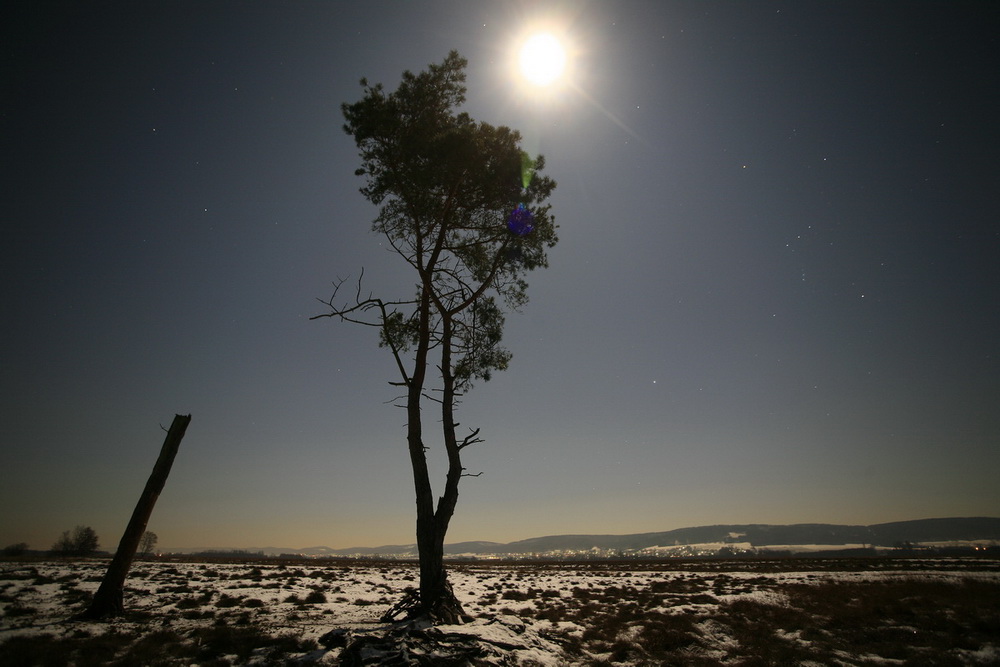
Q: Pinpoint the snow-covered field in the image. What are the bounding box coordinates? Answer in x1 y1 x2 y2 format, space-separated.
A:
2 557 998 665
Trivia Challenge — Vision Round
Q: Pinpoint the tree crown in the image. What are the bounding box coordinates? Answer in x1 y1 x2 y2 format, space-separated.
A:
340 51 558 386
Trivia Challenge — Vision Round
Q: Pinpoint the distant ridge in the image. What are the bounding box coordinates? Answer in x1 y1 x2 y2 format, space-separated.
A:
167 517 1000 557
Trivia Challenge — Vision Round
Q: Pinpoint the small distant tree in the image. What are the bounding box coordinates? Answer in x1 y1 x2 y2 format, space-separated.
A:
314 51 557 623
52 531 73 554
52 526 99 556
138 531 158 557
2 542 29 557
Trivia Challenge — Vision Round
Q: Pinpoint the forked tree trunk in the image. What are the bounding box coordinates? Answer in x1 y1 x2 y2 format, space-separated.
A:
78 414 190 620
390 297 468 625
412 317 470 625
407 401 467 623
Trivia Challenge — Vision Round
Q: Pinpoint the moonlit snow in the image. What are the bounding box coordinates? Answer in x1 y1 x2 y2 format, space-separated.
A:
2 558 998 665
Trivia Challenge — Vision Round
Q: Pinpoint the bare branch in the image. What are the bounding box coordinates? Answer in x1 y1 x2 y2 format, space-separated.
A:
311 270 415 386
422 392 444 405
457 427 483 451
383 393 408 408
354 265 366 303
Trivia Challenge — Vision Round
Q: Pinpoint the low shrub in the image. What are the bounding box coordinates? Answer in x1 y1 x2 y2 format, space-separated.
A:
303 590 327 604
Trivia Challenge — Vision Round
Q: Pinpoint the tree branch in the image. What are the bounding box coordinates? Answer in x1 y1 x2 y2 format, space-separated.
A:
457 427 483 451
311 269 415 386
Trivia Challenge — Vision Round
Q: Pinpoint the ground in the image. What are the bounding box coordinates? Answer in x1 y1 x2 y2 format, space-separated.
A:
1 556 999 665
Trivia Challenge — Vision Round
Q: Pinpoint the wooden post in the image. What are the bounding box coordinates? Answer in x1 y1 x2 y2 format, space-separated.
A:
79 414 191 619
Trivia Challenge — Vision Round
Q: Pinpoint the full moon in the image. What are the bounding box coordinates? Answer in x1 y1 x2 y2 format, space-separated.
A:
519 33 566 86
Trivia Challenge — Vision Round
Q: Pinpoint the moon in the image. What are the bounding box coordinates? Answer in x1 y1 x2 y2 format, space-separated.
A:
519 33 566 86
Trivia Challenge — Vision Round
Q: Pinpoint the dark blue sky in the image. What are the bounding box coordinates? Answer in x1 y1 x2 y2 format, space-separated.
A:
3 1 998 551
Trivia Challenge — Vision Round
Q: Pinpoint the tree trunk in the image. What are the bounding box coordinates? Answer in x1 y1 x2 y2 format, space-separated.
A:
411 514 468 624
414 317 468 625
406 392 467 623
78 414 190 620
393 293 467 625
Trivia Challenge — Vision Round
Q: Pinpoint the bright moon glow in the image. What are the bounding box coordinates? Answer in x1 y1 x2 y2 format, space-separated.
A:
519 33 566 86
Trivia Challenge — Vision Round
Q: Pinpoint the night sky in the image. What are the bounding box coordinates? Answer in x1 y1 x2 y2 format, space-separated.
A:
3 1 998 552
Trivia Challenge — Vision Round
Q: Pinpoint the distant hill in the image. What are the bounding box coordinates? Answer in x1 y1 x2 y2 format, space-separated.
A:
444 517 1000 556
167 517 1000 557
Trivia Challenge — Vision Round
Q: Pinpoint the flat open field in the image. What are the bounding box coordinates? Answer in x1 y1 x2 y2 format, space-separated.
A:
2 557 999 665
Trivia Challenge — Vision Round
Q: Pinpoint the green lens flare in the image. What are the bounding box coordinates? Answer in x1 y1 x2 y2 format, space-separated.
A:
520 151 535 189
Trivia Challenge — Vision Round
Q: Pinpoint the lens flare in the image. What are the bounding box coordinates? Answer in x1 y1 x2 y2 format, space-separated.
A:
520 151 535 189
507 204 534 236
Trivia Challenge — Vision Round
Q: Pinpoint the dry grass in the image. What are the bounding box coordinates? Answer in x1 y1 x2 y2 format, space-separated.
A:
530 575 1000 665
1 557 998 665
